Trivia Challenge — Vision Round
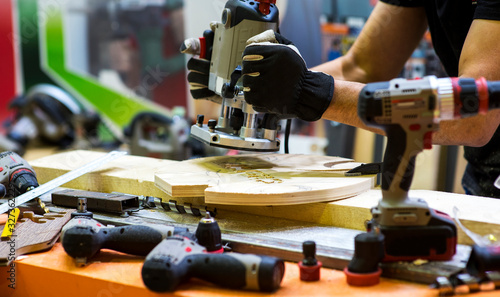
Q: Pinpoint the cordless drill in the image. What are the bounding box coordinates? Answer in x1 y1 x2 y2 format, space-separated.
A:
61 217 191 266
61 198 222 266
141 235 285 292
0 151 39 199
61 199 191 266
356 76 500 262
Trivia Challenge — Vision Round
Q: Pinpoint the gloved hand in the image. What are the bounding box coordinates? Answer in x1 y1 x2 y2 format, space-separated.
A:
180 27 221 104
242 30 334 121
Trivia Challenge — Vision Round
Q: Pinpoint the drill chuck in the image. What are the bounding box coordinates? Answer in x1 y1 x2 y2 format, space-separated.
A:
9 169 39 197
450 77 500 118
195 213 223 253
70 197 93 219
0 151 39 198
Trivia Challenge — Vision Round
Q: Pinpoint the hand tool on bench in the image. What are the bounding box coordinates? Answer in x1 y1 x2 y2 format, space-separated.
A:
61 197 191 266
0 151 44 213
141 235 285 293
61 199 222 266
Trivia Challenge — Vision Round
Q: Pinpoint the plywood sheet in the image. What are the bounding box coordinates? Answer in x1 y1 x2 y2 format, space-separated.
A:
30 150 178 199
155 154 376 205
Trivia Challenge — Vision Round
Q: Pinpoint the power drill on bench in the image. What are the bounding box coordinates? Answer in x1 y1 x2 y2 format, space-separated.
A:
0 151 45 212
61 198 223 266
347 76 500 281
141 235 285 293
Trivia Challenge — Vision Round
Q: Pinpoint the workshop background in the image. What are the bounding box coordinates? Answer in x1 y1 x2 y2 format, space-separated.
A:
0 0 465 193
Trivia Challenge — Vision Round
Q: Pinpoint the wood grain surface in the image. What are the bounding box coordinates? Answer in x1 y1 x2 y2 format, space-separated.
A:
0 210 74 266
30 150 180 200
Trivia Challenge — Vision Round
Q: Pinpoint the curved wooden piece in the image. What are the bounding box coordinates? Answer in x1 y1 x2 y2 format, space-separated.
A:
155 154 376 205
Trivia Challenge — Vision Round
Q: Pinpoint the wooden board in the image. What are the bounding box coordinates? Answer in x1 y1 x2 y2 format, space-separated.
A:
30 150 180 200
154 154 376 205
30 150 500 246
0 210 74 266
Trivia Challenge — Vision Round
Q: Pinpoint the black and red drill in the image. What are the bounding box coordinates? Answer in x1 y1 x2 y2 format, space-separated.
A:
346 76 500 285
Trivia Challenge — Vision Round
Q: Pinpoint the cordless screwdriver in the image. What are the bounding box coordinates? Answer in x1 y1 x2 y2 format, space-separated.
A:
141 235 285 292
61 198 192 267
61 198 222 266
356 75 500 262
0 151 47 213
61 217 192 266
0 151 39 198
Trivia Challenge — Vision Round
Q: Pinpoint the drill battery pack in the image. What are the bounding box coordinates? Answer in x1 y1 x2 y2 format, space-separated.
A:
378 209 457 262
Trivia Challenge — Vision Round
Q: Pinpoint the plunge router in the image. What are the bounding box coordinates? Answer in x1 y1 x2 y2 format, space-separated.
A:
185 0 281 152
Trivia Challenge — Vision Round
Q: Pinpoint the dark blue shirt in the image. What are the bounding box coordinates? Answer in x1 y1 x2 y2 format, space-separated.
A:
380 0 500 197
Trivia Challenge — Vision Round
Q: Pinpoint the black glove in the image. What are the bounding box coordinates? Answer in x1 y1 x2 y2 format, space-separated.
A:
242 30 334 121
180 29 221 103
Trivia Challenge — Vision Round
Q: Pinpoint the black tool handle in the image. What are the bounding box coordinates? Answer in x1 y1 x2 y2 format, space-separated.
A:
382 125 416 195
62 222 188 260
100 225 169 255
62 225 164 259
358 82 415 200
193 253 283 292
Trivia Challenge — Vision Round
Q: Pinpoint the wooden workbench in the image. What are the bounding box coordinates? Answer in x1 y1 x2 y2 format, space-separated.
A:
0 150 498 296
0 242 443 297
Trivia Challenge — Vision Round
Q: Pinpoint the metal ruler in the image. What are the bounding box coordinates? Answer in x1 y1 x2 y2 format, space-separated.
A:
0 150 127 214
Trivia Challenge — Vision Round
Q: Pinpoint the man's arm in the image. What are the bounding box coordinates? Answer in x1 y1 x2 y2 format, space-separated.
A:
314 2 427 82
433 19 500 146
317 2 428 134
318 4 500 146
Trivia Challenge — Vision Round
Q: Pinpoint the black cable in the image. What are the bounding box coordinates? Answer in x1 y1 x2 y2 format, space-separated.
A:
284 119 291 154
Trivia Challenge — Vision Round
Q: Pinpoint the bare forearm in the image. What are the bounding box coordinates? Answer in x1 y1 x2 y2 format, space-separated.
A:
321 80 385 135
312 55 368 82
436 19 500 147
321 79 499 147
433 110 500 146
